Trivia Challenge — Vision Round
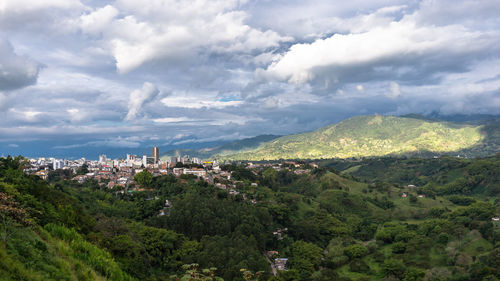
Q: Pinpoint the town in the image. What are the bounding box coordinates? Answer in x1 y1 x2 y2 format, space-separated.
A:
21 147 321 274
24 147 316 192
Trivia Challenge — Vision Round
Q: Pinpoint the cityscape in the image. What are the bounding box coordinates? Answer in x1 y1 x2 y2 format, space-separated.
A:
23 146 314 200
26 147 208 189
1 0 500 280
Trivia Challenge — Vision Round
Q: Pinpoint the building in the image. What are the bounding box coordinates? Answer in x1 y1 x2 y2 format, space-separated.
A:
184 168 207 177
274 258 288 271
170 156 177 166
181 155 190 164
127 154 137 162
152 146 159 163
53 160 64 170
142 155 155 167
99 154 107 164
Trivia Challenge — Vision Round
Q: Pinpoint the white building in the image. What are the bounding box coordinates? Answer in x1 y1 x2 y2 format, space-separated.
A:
53 160 64 170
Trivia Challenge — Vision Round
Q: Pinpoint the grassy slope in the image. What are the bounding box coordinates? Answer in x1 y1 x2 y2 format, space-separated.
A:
221 115 497 161
0 225 134 281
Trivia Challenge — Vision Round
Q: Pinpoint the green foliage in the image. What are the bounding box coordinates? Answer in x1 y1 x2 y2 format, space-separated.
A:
343 244 368 260
220 115 498 160
289 240 323 278
171 263 223 281
448 195 476 206
2 156 500 281
382 258 406 279
45 224 135 281
134 170 153 188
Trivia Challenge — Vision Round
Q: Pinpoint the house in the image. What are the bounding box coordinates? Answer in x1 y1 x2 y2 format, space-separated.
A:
173 168 184 176
184 168 206 177
401 192 407 198
117 177 129 185
251 182 258 187
492 217 500 222
34 170 49 180
165 200 172 207
72 175 87 184
418 194 425 198
273 228 288 240
274 258 288 271
267 250 279 257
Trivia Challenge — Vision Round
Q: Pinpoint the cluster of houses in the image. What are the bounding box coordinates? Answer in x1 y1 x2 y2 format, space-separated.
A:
266 250 288 274
25 153 224 191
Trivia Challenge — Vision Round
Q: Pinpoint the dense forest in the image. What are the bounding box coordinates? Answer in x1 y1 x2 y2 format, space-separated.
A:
0 155 499 280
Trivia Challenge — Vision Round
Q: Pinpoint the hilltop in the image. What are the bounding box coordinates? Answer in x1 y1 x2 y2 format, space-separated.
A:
218 115 500 161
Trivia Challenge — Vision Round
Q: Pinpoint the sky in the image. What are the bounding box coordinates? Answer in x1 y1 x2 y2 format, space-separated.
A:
1 0 500 158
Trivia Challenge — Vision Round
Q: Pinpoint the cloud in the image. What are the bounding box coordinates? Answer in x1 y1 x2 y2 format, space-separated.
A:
0 0 500 158
0 38 41 91
171 132 247 145
0 93 13 111
388 82 401 98
356 85 364 93
256 14 499 88
160 95 243 109
0 0 85 31
125 82 160 121
79 5 119 36
53 137 141 149
78 0 291 73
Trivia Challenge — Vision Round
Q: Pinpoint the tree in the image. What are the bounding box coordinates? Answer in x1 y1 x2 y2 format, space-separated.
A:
240 268 264 281
289 240 323 279
171 263 223 281
76 163 89 175
382 259 406 279
134 170 153 188
344 244 368 260
0 192 32 248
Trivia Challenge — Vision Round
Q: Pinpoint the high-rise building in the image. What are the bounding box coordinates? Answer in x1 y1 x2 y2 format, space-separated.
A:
152 146 159 163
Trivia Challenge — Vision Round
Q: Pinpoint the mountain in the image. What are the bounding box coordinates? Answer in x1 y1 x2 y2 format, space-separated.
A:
219 115 500 160
160 134 281 160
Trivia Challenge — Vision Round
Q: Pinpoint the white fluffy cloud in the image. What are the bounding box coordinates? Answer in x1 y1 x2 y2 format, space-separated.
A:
0 0 85 31
79 0 291 73
125 82 160 121
257 17 498 86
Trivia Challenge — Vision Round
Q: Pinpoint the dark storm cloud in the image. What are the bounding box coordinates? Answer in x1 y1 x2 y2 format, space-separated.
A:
0 38 41 91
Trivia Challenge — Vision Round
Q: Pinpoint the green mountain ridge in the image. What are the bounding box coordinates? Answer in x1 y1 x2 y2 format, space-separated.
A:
218 115 500 161
160 134 281 160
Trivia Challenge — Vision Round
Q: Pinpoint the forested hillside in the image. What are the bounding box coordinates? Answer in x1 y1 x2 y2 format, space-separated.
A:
1 155 499 280
220 115 500 160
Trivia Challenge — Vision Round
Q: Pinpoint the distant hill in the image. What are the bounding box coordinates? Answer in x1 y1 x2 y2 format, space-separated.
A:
219 115 500 161
160 134 281 160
